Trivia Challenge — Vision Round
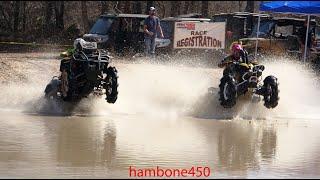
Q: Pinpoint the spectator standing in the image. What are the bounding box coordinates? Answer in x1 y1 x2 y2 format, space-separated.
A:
143 7 164 58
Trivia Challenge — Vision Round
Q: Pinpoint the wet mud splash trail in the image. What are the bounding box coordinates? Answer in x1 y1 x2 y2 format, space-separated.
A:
0 53 320 120
192 57 320 120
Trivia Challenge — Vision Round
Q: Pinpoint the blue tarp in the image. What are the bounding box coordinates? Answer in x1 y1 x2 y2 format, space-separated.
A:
260 1 320 14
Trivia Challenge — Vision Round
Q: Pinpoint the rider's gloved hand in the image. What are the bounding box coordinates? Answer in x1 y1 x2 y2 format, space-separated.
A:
218 62 224 68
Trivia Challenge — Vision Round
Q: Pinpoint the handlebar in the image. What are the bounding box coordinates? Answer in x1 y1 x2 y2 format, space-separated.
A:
218 60 259 68
218 60 238 68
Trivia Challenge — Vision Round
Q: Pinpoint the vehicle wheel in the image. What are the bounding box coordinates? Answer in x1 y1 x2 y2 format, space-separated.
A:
263 75 279 109
44 78 60 99
223 66 233 76
105 66 118 103
219 75 237 108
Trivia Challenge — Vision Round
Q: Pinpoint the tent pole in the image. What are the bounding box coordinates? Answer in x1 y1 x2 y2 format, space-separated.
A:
303 14 310 63
255 12 261 58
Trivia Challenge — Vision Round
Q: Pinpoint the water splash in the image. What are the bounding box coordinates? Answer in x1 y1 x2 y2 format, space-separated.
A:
0 54 319 120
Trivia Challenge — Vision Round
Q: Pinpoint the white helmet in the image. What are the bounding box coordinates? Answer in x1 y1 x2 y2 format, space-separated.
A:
73 38 97 51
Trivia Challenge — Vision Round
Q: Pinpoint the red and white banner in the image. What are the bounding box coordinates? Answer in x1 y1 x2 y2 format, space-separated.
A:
173 22 226 49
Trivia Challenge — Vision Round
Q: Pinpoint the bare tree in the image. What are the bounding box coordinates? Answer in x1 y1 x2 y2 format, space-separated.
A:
81 1 89 33
44 1 54 34
123 1 131 14
0 2 12 31
13 1 21 33
22 1 26 32
0 0 264 43
245 0 254 12
54 1 64 30
133 1 142 14
189 1 196 13
101 1 110 14
155 1 165 17
114 1 123 13
201 1 209 17
238 1 243 12
170 1 180 17
183 1 189 14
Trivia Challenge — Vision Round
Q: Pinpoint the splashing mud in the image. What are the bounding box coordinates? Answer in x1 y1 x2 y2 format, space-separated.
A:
0 53 320 120
193 56 320 120
261 57 320 119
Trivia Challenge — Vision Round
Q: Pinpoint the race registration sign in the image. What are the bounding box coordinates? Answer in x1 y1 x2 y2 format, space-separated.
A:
173 22 226 49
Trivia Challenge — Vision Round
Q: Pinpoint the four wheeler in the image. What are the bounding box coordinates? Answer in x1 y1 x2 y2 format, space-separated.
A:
44 38 118 103
218 57 279 109
44 37 278 111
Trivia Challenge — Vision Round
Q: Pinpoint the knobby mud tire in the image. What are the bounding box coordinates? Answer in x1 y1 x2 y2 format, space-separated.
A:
263 75 279 109
105 66 119 104
219 75 237 108
44 79 60 99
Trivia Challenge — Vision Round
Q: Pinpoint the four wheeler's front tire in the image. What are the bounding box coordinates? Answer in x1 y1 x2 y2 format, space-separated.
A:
223 66 233 76
263 75 279 109
219 75 237 108
44 78 60 99
105 66 119 103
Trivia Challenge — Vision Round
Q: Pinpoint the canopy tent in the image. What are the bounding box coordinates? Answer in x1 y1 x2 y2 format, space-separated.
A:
255 1 320 63
260 1 320 14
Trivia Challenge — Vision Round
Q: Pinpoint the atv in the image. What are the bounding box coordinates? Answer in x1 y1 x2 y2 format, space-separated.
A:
44 38 118 103
218 59 279 109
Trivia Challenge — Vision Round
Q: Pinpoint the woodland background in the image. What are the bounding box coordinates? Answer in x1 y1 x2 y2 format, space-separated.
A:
0 1 262 44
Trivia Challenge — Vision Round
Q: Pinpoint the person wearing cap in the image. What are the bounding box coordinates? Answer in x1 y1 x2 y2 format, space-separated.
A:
143 7 164 58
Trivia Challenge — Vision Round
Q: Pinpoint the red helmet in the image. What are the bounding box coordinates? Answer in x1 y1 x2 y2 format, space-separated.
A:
232 43 242 52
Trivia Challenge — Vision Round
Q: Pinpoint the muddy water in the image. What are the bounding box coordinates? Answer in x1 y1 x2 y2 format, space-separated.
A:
0 53 320 178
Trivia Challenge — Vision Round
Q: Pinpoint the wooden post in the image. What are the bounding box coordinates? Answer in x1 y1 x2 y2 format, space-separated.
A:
255 13 261 58
303 14 310 63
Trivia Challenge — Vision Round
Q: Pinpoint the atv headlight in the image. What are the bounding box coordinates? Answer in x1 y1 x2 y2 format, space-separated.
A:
96 37 103 42
82 41 97 49
75 38 98 50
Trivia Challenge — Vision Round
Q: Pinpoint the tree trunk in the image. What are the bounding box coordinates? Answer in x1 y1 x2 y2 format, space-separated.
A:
81 1 89 33
189 1 195 13
146 1 154 14
123 1 131 14
54 1 64 31
245 1 254 13
13 1 21 33
22 1 26 32
133 1 142 14
0 3 12 31
170 1 180 17
183 1 189 14
101 1 110 14
45 1 53 30
201 1 209 18
115 1 123 13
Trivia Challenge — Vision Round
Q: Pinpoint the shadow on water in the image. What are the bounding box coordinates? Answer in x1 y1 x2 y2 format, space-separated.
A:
22 96 79 117
24 96 120 118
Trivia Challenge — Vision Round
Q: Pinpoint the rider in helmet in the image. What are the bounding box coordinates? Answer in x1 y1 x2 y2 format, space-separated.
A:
59 38 97 98
218 41 249 68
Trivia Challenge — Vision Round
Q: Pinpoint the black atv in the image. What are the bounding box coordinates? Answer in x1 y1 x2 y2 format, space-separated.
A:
218 60 279 109
44 43 118 104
